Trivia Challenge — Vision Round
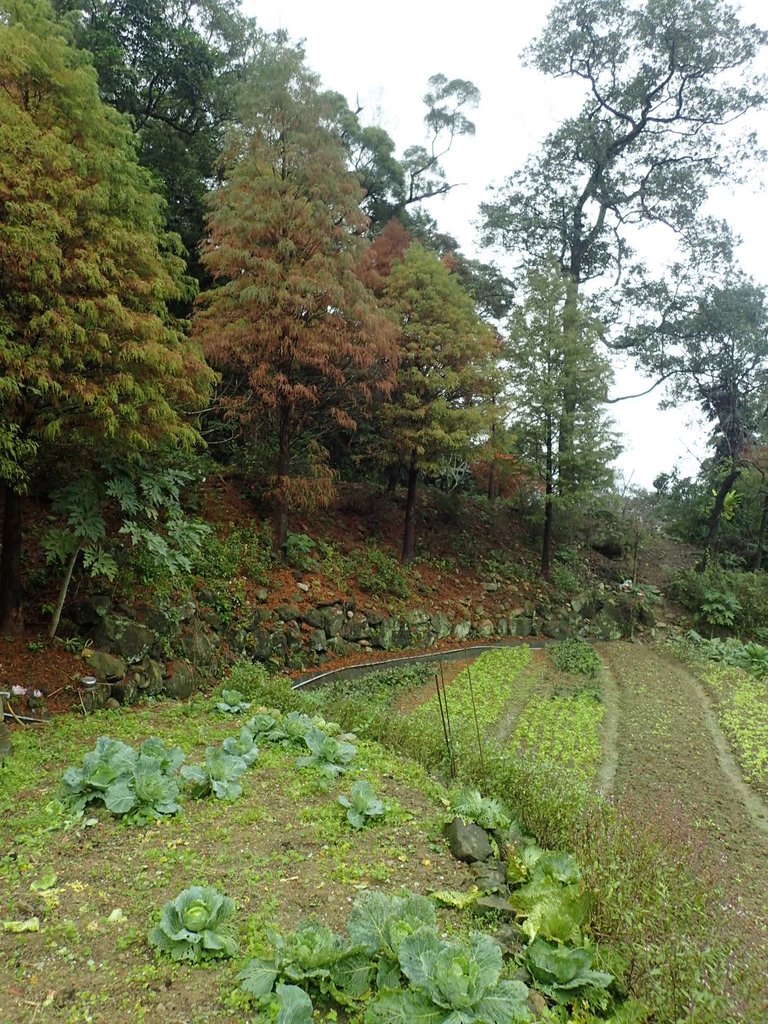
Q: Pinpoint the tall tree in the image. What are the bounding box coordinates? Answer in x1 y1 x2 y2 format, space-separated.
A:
377 244 499 561
482 0 767 492
507 263 619 574
53 0 261 278
193 41 397 550
0 0 213 631
621 271 768 555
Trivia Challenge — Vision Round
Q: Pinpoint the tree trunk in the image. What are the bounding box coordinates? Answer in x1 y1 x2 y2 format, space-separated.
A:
401 450 419 563
0 486 24 634
274 413 291 554
48 544 82 639
704 465 741 561
541 418 554 577
556 279 580 495
487 459 498 502
754 486 768 571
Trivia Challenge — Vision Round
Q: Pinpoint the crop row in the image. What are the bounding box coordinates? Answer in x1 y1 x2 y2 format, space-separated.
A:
701 666 768 798
510 692 605 786
405 646 533 740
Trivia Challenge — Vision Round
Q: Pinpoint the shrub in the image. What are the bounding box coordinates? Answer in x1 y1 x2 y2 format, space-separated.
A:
549 638 601 678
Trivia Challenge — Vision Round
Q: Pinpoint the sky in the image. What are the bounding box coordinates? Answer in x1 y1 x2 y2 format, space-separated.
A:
242 0 768 489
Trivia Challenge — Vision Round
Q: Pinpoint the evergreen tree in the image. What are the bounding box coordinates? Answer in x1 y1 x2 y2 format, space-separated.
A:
507 262 619 573
0 0 212 631
194 42 397 550
378 244 499 561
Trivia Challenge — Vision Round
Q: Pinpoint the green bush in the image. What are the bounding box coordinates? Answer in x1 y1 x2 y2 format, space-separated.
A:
549 638 601 678
667 566 768 638
346 542 411 599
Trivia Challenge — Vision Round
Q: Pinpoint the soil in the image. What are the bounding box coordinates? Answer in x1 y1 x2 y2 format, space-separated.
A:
0 710 471 1024
597 643 768 965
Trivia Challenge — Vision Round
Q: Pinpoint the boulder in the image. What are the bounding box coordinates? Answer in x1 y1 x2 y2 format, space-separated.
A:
164 662 197 700
430 611 453 640
445 817 493 863
453 619 472 641
340 612 370 642
87 650 127 681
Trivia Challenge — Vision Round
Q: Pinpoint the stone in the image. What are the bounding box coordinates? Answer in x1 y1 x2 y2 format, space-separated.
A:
320 605 345 638
542 619 572 640
92 615 157 662
472 895 514 918
483 581 500 592
470 860 508 893
276 605 302 622
308 628 327 653
495 617 508 637
508 617 533 637
453 620 471 641
296 582 310 592
164 662 197 700
477 619 495 638
87 650 127 681
370 617 410 650
430 611 453 640
106 697 120 711
256 588 269 603
445 817 493 863
341 612 370 642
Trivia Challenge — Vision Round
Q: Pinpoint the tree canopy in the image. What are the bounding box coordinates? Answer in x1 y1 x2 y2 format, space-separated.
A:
0 0 213 629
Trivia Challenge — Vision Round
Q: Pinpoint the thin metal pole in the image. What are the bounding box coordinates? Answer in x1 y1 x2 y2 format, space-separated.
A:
465 656 487 789
438 662 457 779
433 670 453 774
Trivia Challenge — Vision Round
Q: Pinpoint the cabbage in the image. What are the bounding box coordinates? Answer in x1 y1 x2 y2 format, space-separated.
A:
149 886 238 963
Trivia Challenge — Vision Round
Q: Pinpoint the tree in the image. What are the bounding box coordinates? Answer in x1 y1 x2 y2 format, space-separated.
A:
52 0 261 279
0 0 213 632
621 271 768 555
481 0 767 491
193 41 397 550
376 244 499 561
507 263 619 574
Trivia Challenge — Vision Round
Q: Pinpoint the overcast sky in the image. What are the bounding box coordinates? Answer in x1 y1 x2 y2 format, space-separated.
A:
242 1 768 489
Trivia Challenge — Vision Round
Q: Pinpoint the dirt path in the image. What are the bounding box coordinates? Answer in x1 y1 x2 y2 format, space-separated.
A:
598 643 768 952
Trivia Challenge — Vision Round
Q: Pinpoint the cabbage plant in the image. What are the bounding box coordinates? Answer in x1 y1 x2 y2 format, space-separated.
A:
149 886 238 963
348 891 436 990
296 726 356 778
222 726 260 766
366 929 531 1023
215 689 251 714
338 781 385 829
181 747 247 801
525 937 613 1005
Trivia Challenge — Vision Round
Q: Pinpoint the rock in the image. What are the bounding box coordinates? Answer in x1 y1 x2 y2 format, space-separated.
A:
445 817 493 863
276 605 302 622
256 588 269 603
296 582 310 592
453 620 471 641
430 611 453 640
542 619 572 640
341 612 370 642
477 618 495 638
164 662 197 700
105 697 120 711
370 617 410 650
508 616 533 637
472 895 514 918
92 615 157 662
308 628 327 653
470 860 509 893
87 650 127 681
495 617 508 637
528 992 549 1018
320 605 345 637
0 720 13 762
483 582 500 592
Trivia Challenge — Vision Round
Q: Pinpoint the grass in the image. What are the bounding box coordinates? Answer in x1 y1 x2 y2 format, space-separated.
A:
698 665 768 798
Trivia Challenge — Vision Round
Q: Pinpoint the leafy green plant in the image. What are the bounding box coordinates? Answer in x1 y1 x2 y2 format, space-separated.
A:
238 921 373 1006
181 748 247 801
59 736 183 822
508 848 590 943
524 937 613 1006
338 781 386 829
148 886 238 963
222 726 260 766
347 891 436 991
699 587 740 632
449 789 511 831
215 689 251 714
346 542 411 599
284 532 318 571
366 929 531 1024
550 638 601 678
296 727 357 779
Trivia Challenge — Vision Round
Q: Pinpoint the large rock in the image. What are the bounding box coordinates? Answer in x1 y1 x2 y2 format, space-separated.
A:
370 617 410 650
453 619 472 641
92 615 157 662
87 650 127 681
341 612 370 642
445 817 493 863
508 616 533 637
164 662 197 700
431 611 453 640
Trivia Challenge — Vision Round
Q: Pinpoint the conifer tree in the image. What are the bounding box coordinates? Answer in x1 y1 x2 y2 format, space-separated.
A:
0 0 212 630
194 44 397 549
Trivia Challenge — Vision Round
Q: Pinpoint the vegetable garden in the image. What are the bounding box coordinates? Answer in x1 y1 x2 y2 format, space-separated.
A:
1 638 767 1023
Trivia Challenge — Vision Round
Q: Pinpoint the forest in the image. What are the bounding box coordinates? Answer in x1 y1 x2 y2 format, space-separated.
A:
1 2 768 1023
